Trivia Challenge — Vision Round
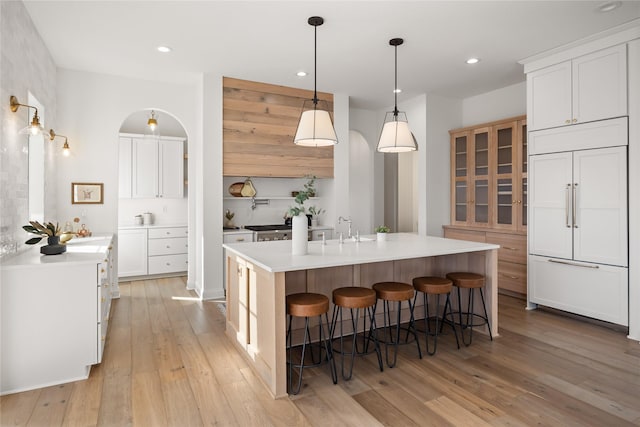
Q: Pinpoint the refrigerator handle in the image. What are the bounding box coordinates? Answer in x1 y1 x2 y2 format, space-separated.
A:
565 184 571 228
573 183 578 228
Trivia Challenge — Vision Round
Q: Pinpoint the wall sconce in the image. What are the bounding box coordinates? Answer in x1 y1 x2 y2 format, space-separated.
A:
9 95 45 136
147 110 158 131
48 129 71 157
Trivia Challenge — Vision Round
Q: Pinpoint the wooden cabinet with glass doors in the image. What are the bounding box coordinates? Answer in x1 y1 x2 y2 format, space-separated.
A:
446 115 528 297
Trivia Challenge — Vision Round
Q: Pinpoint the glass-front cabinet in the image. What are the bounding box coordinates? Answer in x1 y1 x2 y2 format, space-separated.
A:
449 117 527 232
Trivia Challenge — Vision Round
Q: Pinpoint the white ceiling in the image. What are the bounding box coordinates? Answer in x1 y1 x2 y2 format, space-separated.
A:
23 1 640 109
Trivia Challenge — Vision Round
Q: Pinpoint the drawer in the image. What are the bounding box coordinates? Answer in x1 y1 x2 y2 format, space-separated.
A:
443 228 486 243
311 230 332 241
223 232 254 243
497 261 527 295
148 227 188 239
148 254 188 274
486 232 526 264
148 237 188 256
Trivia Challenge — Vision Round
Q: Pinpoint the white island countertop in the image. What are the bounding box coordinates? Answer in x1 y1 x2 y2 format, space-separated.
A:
223 232 499 273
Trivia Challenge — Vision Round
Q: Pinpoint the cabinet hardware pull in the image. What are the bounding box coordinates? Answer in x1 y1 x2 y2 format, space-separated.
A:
573 183 578 228
101 268 105 273
503 246 517 251
165 263 171 266
166 245 171 248
565 184 571 228
237 238 245 242
512 200 516 204
502 274 519 279
565 119 571 124
517 200 522 204
548 259 599 269
572 118 578 123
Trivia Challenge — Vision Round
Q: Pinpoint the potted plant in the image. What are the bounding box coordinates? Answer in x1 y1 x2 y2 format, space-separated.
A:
307 206 325 227
22 221 69 254
375 225 390 241
224 209 235 228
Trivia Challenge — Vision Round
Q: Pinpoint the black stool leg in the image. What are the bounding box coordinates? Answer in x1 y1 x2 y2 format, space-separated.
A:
320 312 338 384
366 306 384 372
443 294 460 349
479 288 493 341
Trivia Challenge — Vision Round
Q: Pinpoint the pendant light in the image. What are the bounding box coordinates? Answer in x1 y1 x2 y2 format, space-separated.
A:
294 16 338 147
376 38 418 153
9 95 45 136
147 110 158 132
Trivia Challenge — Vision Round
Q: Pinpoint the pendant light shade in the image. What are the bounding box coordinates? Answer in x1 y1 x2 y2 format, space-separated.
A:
147 110 158 132
377 38 417 153
294 16 338 147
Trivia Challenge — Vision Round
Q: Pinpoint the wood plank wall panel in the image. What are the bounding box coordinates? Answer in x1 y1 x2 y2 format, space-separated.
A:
223 77 334 178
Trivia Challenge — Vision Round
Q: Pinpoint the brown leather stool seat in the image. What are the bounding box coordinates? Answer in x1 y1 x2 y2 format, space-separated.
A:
331 287 383 380
412 277 460 355
446 272 492 346
286 293 337 394
372 282 422 367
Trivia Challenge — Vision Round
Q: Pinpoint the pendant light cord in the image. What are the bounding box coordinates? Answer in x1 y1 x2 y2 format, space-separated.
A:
313 22 318 106
393 43 399 117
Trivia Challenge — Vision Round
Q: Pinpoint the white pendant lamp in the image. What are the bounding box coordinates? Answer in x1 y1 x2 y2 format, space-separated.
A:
294 16 338 147
377 38 418 153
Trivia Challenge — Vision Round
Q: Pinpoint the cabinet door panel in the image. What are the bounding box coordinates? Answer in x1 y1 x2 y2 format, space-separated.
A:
159 139 184 198
132 138 158 198
118 137 132 198
573 147 627 266
527 61 572 131
118 229 148 277
529 152 573 259
572 44 627 125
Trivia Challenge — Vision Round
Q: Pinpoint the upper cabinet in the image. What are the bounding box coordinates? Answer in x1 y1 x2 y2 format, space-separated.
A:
450 116 527 232
527 44 627 131
119 134 185 199
223 77 334 178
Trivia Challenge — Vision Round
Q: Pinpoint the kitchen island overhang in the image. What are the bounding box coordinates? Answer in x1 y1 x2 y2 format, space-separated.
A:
223 233 499 398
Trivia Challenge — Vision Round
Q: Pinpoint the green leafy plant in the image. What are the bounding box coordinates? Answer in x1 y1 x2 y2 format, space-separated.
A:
225 209 235 220
22 221 62 244
307 206 325 217
375 225 390 233
303 175 317 197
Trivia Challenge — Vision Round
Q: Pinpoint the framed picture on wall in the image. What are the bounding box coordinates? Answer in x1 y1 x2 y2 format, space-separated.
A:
71 182 104 204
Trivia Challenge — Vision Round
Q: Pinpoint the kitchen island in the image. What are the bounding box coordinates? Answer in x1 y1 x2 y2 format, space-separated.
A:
223 233 499 398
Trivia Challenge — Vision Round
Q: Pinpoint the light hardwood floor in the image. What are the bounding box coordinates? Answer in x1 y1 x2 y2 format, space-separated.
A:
2 277 639 426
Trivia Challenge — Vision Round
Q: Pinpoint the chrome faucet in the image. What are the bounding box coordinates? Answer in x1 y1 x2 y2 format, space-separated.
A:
338 216 353 239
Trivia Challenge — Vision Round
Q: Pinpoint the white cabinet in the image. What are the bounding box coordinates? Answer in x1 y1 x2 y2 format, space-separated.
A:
120 134 185 199
527 44 627 131
310 227 333 241
528 120 628 326
223 231 254 243
118 228 148 277
148 226 188 275
0 235 116 394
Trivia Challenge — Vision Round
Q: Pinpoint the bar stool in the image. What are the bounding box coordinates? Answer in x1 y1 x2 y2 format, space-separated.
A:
372 282 422 368
330 287 384 380
412 276 460 355
286 293 338 395
446 272 492 346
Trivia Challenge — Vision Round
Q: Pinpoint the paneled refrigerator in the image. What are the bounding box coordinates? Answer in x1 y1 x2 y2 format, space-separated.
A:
528 118 628 326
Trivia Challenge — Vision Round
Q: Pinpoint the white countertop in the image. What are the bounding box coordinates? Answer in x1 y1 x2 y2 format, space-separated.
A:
0 234 113 269
223 232 499 273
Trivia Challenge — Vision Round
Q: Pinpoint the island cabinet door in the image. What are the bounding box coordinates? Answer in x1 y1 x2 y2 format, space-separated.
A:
227 255 249 348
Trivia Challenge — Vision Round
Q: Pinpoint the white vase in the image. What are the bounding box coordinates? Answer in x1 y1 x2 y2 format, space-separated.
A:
292 213 308 255
311 218 318 227
377 232 387 241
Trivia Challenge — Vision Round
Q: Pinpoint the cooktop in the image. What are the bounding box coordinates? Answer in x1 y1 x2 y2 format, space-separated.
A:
244 224 291 232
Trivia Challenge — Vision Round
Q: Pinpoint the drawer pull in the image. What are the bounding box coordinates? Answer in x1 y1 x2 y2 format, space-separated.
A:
237 238 245 242
502 274 520 280
166 262 171 266
101 268 106 273
101 297 106 302
502 246 518 251
548 259 599 269
101 336 106 342
166 245 171 248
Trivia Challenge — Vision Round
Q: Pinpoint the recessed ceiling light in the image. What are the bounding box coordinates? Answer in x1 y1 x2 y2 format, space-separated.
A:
296 71 307 77
393 88 402 94
157 46 172 53
598 1 622 12
466 57 480 64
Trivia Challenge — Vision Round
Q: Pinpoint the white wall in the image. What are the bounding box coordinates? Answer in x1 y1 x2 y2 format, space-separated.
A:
462 81 526 127
425 94 463 236
55 70 198 234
